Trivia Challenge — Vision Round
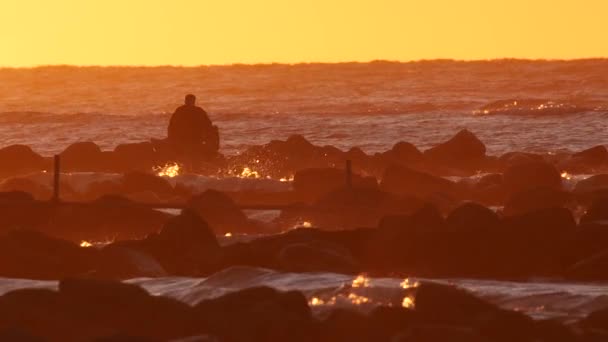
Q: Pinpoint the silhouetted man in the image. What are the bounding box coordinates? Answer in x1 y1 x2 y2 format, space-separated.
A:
168 94 219 154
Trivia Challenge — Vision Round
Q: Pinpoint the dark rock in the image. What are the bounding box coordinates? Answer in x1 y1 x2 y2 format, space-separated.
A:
565 249 608 281
0 177 52 200
0 230 96 279
112 142 157 171
574 174 608 195
581 198 608 224
0 190 35 203
503 187 573 216
319 309 380 341
293 167 377 202
572 145 608 166
194 286 314 342
0 145 45 177
128 209 221 275
424 130 486 168
503 160 562 196
187 190 255 234
582 307 608 333
380 164 457 198
446 202 499 233
60 141 104 170
121 172 174 199
277 241 360 273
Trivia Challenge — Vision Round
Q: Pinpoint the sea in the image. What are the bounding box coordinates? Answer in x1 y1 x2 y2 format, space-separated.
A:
1 59 608 320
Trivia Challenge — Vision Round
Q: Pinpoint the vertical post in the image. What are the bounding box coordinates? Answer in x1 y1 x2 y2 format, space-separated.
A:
345 159 352 189
53 155 60 202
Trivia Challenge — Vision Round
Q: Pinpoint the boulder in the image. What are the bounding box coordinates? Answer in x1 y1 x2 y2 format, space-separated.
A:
424 130 486 168
581 198 608 224
277 241 360 273
446 202 499 233
572 145 608 166
582 307 608 333
60 141 103 170
112 142 157 171
380 164 457 198
565 249 608 281
121 171 174 199
0 230 97 279
503 187 573 216
293 167 377 202
0 145 46 177
187 190 255 234
131 209 221 275
574 174 608 195
503 160 562 196
194 286 314 342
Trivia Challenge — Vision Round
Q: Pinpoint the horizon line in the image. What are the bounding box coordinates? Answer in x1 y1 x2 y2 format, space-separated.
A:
1 57 607 69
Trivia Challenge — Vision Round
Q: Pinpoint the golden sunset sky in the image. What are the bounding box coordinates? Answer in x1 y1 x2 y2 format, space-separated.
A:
1 0 607 66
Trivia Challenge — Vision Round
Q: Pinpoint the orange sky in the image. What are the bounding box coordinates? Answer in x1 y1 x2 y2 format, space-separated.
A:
1 0 607 66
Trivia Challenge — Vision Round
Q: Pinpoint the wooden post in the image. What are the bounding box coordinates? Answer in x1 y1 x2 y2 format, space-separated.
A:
53 155 60 202
345 159 352 189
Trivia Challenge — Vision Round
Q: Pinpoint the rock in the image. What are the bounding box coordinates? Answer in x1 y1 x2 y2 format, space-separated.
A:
380 164 457 198
0 177 52 200
0 190 35 203
415 282 535 341
0 230 97 279
582 307 608 333
277 241 360 273
423 130 486 168
572 145 608 166
319 309 380 341
581 198 608 224
194 286 314 342
60 141 104 171
378 141 424 167
0 145 46 177
565 249 608 281
293 167 377 202
187 190 254 234
574 174 608 195
503 160 562 196
503 187 573 216
112 142 157 171
56 278 195 340
446 202 499 233
96 245 167 279
132 209 221 275
121 171 174 199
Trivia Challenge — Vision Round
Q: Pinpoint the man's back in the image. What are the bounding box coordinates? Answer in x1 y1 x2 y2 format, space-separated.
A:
168 104 213 145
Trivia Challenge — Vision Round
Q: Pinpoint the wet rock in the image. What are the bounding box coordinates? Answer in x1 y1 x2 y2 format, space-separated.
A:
424 130 486 169
580 198 608 224
446 202 499 233
293 167 377 202
565 249 608 281
572 145 608 166
503 187 573 216
121 172 174 200
0 230 97 279
0 190 35 203
582 307 608 333
0 145 46 177
129 209 221 275
380 164 457 198
187 190 256 234
319 309 380 341
60 141 104 171
574 174 608 195
194 286 314 342
0 177 52 200
277 240 360 273
503 160 562 196
112 142 157 171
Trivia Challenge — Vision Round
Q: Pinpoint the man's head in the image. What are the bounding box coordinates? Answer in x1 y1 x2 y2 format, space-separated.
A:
185 94 196 106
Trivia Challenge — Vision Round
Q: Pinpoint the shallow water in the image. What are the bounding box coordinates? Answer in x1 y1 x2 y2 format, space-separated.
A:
2 267 607 321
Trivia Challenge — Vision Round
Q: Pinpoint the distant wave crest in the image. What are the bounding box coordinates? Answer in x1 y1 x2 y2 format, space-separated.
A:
474 99 598 116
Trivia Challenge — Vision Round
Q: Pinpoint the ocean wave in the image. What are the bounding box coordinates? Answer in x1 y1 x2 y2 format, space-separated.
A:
474 99 598 116
2 267 607 320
